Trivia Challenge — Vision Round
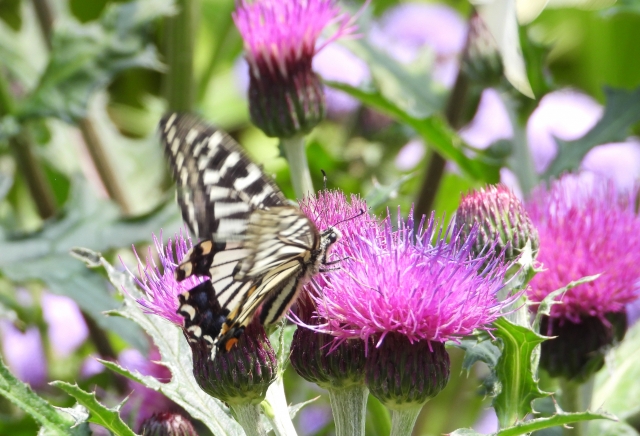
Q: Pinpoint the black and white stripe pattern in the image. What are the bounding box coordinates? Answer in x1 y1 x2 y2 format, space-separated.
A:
161 113 341 360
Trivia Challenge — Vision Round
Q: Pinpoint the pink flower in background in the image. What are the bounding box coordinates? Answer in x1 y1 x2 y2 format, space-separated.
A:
374 3 467 87
313 43 370 116
459 88 513 150
0 322 47 387
119 347 176 429
526 176 640 322
42 293 89 357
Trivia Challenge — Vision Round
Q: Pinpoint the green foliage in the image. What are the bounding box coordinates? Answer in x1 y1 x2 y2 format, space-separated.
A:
0 356 80 436
17 0 174 122
51 382 136 436
72 248 244 436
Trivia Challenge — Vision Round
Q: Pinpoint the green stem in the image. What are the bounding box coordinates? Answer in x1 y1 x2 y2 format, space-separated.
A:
280 135 314 199
414 54 470 218
31 0 131 214
389 404 424 436
559 379 583 436
327 385 369 436
164 0 197 111
263 376 298 436
77 119 131 214
0 72 57 219
230 403 268 436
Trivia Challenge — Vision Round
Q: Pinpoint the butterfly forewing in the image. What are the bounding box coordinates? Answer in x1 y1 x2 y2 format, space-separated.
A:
160 113 286 239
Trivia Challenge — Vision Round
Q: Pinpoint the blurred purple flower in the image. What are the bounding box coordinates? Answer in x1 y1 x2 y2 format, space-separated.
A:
125 232 206 325
373 3 467 87
581 140 640 191
395 138 426 171
306 209 512 347
0 321 47 387
119 347 175 429
527 89 603 173
526 176 640 322
42 293 88 357
313 43 370 116
459 88 513 149
297 403 333 436
473 408 499 434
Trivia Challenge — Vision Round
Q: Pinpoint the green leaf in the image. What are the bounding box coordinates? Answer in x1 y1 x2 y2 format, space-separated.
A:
495 410 616 436
51 382 137 436
18 0 174 122
543 87 640 180
449 430 484 436
0 180 182 351
364 173 415 210
0 355 76 436
340 38 444 119
492 317 548 428
592 318 640 420
532 274 601 332
325 80 500 183
73 248 244 436
0 0 21 31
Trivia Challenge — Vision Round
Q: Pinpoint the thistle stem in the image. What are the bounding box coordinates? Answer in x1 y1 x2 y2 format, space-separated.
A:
164 0 196 111
263 376 298 436
231 403 268 436
327 385 369 436
0 69 56 219
389 404 424 436
559 378 584 436
281 135 314 199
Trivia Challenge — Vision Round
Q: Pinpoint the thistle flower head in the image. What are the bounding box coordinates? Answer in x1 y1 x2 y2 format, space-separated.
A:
526 176 640 322
309 209 513 347
125 231 206 325
234 0 356 77
233 0 358 137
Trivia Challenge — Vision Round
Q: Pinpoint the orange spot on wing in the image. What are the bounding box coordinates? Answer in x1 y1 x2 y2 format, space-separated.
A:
225 338 239 352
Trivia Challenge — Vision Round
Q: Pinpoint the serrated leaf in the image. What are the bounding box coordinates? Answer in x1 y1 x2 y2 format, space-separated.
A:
0 181 181 351
449 429 485 436
73 248 244 436
51 382 137 436
492 317 548 428
458 336 501 373
495 409 616 436
532 275 601 332
18 0 174 122
543 87 640 180
0 356 75 436
268 322 296 373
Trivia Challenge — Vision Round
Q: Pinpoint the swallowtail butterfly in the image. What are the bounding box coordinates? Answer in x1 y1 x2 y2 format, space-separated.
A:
160 113 341 360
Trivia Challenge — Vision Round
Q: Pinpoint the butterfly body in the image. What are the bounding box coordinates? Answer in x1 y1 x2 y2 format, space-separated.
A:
161 113 340 360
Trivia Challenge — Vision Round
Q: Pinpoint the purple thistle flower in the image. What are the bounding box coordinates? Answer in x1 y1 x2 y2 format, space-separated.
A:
125 232 206 325
233 0 356 78
526 176 640 322
307 209 511 347
233 0 359 137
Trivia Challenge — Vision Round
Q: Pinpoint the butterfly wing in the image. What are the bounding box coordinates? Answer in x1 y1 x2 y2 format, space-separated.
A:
160 113 286 279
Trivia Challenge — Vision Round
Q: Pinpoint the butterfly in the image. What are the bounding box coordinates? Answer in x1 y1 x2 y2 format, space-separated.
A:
160 113 341 360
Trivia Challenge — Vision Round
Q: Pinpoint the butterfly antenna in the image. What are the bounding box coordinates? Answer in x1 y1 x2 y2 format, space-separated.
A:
332 208 366 228
321 169 328 191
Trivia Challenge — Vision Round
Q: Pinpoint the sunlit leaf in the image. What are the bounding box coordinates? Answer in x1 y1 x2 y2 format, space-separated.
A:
51 382 136 436
0 356 79 436
73 248 244 436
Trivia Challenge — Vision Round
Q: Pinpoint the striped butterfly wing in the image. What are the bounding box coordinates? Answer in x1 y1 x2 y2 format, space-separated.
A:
161 113 321 359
